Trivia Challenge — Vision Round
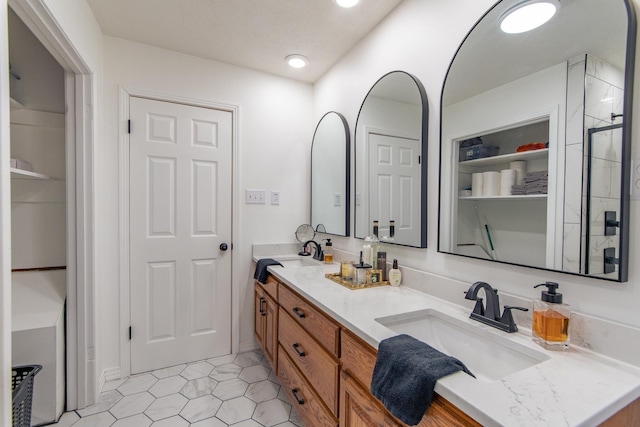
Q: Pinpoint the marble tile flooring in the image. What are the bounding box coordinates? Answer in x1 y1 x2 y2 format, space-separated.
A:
49 350 303 427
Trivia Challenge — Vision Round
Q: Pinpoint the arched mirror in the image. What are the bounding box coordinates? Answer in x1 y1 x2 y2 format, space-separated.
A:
355 71 428 247
438 0 636 281
311 111 350 236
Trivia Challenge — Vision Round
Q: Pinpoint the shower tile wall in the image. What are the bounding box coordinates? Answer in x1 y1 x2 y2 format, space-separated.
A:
563 54 623 277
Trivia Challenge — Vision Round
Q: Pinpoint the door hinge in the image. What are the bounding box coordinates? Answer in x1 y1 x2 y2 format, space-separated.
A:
128 326 132 340
418 155 421 164
128 120 131 134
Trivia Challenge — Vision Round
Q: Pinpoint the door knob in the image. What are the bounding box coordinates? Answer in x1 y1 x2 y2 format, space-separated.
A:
219 243 228 251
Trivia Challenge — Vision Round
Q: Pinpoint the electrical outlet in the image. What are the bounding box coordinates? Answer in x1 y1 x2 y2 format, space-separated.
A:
333 193 341 207
632 160 640 201
271 190 280 205
245 189 265 204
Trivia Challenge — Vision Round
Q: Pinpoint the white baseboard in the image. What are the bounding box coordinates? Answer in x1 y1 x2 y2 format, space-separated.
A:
99 367 121 392
238 340 260 353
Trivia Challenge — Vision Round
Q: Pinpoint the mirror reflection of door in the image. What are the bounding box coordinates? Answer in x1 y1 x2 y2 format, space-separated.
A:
355 71 428 247
368 132 421 246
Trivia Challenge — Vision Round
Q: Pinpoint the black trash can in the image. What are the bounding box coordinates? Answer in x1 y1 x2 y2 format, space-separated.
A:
11 365 42 427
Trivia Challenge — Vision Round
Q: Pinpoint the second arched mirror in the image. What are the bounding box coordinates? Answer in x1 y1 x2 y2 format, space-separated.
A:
354 71 428 247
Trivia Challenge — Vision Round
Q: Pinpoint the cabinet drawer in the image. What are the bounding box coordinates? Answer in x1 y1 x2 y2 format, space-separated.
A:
278 346 338 427
256 274 279 301
279 284 340 356
279 308 339 416
341 329 377 390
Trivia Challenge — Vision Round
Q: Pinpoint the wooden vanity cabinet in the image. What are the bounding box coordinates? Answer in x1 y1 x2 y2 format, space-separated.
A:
254 273 479 427
253 282 278 370
340 330 481 427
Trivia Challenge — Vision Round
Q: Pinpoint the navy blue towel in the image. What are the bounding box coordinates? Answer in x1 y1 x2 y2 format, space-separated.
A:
253 258 283 283
370 334 474 426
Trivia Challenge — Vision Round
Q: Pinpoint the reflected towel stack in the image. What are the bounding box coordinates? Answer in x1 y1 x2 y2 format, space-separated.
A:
511 170 548 195
500 169 516 195
509 161 526 185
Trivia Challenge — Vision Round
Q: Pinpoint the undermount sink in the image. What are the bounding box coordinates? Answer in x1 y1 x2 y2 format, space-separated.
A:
276 257 322 268
375 308 550 382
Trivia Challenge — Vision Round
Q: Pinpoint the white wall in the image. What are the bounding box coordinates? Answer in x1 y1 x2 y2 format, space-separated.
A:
314 0 640 328
100 37 313 374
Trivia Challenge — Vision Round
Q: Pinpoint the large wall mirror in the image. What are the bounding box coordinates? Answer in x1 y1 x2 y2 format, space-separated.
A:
355 71 428 247
311 111 350 236
438 0 636 281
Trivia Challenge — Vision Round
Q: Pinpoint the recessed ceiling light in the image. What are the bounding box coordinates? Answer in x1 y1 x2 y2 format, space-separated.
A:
500 0 560 34
285 54 309 69
334 0 360 8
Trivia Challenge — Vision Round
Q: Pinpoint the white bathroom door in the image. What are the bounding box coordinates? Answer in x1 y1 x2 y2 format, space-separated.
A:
369 132 421 246
129 97 232 373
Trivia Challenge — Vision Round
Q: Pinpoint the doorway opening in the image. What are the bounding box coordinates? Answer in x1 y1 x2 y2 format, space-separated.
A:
6 0 97 421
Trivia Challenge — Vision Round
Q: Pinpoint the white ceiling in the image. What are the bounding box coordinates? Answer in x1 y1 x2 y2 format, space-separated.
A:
86 0 404 83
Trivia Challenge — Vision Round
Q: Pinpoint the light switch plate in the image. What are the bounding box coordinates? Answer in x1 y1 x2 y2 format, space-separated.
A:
333 193 341 207
271 191 280 205
245 189 265 204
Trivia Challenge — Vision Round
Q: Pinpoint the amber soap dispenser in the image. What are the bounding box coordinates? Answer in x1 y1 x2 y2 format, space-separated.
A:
532 282 570 350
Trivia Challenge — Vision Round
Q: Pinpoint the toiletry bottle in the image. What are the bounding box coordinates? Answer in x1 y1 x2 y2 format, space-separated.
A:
371 221 380 267
377 251 387 281
388 220 396 243
363 221 379 267
532 282 570 350
388 259 402 287
324 239 333 263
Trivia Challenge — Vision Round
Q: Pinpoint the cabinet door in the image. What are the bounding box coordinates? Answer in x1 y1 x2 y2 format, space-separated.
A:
254 284 266 348
340 371 400 427
263 293 278 369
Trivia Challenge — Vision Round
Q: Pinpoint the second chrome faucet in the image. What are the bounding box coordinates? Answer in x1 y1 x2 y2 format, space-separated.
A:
464 281 528 333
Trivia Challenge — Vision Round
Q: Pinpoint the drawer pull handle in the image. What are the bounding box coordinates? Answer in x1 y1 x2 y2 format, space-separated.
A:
292 343 306 357
292 307 306 318
259 297 266 316
292 388 304 405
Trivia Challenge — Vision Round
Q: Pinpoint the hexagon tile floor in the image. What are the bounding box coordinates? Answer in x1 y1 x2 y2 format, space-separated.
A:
49 350 304 427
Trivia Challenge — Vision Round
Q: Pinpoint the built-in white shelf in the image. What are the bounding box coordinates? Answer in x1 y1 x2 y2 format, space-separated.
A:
10 97 24 110
459 194 547 201
459 148 549 169
10 168 59 181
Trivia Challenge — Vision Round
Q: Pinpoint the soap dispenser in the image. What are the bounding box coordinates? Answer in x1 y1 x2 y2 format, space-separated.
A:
532 282 570 350
388 259 402 287
324 239 333 263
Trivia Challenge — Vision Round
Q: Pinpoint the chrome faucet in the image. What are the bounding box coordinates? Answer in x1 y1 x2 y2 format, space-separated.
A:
464 281 528 333
299 240 324 261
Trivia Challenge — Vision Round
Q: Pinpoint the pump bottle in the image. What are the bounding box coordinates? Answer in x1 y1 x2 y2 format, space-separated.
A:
324 239 333 263
532 282 570 350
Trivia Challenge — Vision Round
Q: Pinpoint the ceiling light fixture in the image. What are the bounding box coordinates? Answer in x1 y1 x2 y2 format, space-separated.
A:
499 0 560 34
285 54 309 69
334 0 360 8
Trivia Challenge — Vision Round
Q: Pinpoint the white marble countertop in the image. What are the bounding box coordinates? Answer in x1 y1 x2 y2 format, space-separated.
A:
254 255 640 427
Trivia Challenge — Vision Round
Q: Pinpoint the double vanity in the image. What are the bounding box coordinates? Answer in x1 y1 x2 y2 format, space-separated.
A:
253 251 640 426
